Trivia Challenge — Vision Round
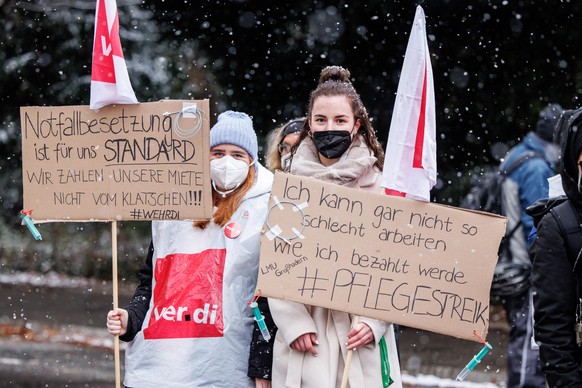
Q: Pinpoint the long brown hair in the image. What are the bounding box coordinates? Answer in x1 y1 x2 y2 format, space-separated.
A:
194 166 256 229
265 123 287 172
292 66 384 170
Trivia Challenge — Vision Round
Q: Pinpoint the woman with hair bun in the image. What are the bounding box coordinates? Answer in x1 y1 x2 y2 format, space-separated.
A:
269 66 401 388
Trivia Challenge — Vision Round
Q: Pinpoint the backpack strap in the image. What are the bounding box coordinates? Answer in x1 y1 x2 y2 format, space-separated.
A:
505 220 523 240
499 150 545 177
551 198 582 334
550 200 582 272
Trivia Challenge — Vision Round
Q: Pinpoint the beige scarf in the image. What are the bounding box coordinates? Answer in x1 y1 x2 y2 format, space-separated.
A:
289 134 377 188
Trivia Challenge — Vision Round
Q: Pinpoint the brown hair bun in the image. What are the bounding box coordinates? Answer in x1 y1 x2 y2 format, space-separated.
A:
319 66 351 84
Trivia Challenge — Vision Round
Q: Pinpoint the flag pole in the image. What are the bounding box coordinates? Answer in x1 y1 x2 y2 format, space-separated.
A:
340 315 360 388
111 220 121 388
381 5 436 202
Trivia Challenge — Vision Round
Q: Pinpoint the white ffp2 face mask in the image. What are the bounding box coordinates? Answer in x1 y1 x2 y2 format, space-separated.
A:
210 156 251 196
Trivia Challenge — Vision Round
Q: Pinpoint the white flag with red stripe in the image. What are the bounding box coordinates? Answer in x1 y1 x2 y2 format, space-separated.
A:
90 0 138 110
382 5 436 202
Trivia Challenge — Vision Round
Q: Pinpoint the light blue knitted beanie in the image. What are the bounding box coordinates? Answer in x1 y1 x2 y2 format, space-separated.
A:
210 111 258 164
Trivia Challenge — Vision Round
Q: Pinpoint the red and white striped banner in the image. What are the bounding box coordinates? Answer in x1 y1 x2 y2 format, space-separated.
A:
90 0 138 109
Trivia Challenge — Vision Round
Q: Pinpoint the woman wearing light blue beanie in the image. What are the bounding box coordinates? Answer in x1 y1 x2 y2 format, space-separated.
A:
106 110 274 387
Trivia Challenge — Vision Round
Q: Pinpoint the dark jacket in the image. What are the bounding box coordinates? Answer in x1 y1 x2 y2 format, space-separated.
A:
247 297 278 380
530 109 582 387
119 241 154 342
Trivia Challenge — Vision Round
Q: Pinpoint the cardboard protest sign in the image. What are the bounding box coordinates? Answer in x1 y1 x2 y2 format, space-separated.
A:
258 171 507 342
20 100 212 222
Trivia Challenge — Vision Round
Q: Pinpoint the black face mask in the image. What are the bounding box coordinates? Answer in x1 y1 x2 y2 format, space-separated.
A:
312 130 352 159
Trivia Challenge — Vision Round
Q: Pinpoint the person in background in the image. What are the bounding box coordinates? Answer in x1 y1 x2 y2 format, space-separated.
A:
248 117 304 388
265 117 305 172
499 103 563 388
269 65 402 388
106 111 273 387
530 107 582 386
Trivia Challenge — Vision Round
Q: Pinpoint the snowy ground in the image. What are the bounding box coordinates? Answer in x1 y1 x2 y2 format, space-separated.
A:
0 271 507 387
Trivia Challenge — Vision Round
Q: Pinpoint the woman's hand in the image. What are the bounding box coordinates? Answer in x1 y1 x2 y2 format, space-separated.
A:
255 378 271 388
106 308 128 336
347 322 374 350
290 332 319 356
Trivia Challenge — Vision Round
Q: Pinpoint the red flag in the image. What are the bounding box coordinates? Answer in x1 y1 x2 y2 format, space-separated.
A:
382 6 437 202
90 0 138 109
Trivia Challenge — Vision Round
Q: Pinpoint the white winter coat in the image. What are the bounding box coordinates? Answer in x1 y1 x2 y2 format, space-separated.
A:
270 137 402 388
